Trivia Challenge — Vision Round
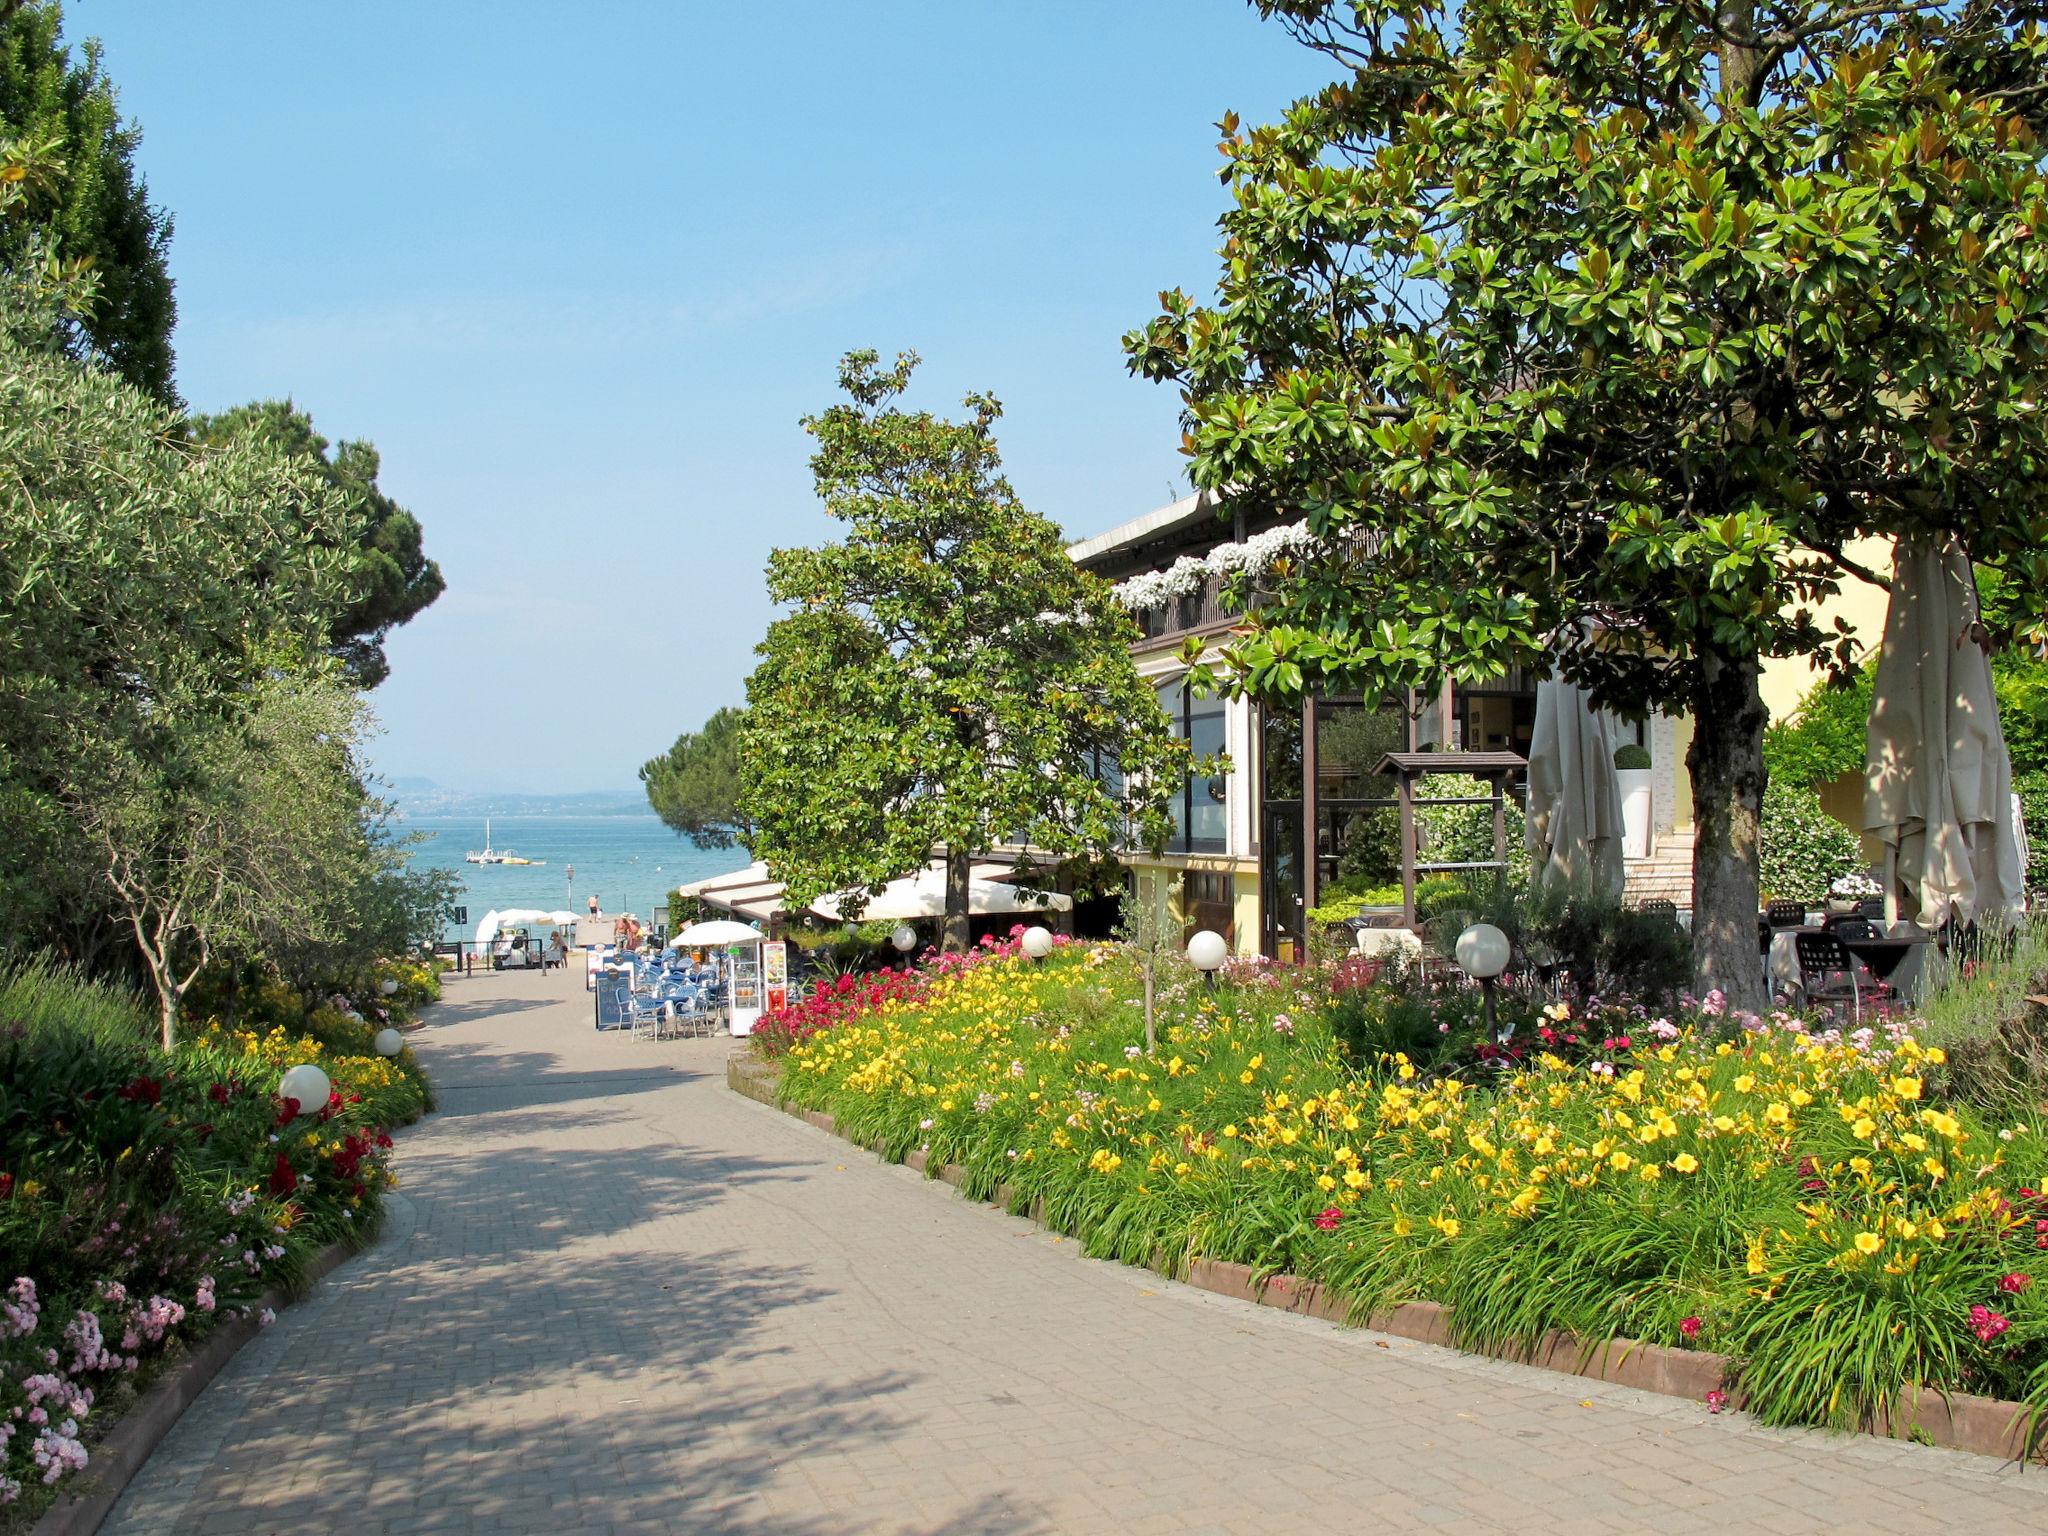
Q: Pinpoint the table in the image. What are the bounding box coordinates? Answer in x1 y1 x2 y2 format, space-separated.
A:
1766 925 1934 1009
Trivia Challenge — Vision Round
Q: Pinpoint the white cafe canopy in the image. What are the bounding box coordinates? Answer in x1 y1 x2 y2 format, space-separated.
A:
1864 541 2024 928
1524 677 1625 898
810 867 1071 923
669 919 765 948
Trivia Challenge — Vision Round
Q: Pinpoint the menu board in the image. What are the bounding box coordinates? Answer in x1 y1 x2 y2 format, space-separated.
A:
763 940 788 1013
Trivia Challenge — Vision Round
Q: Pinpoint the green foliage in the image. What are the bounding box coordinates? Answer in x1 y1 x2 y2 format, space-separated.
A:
1612 743 1653 771
667 891 703 929
641 706 750 850
743 350 1188 948
189 401 445 688
1127 0 2048 1003
0 1 177 399
1765 666 1876 789
0 295 423 1040
1758 781 1865 904
1416 773 1527 883
1434 882 1693 1002
2019 771 2048 893
1996 653 2048 779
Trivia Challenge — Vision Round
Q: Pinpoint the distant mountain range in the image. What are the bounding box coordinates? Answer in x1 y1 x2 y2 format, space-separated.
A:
384 780 651 818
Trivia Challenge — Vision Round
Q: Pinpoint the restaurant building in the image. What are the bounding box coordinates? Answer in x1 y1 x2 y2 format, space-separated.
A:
1065 491 1701 958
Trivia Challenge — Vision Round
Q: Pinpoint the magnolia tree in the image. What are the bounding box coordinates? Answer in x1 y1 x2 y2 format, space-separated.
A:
743 350 1189 953
1128 0 2048 1006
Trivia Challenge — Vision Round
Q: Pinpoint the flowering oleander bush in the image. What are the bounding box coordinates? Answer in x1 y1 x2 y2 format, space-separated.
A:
0 961 431 1523
777 943 2048 1434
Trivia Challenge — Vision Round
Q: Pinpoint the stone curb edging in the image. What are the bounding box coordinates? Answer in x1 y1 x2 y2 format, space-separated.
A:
32 1239 360 1536
728 1052 2044 1466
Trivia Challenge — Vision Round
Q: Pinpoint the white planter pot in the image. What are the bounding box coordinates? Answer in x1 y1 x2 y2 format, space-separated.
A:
1618 768 1654 859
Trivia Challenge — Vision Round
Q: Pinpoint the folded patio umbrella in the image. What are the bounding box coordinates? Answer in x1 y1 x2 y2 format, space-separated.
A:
1524 676 1625 899
1863 541 2024 929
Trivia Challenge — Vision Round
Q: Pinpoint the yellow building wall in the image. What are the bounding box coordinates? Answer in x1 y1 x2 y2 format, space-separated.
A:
1758 534 1895 722
1232 873 1260 957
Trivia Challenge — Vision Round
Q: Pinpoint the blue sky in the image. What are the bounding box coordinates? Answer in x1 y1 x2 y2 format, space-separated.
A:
80 1 1325 790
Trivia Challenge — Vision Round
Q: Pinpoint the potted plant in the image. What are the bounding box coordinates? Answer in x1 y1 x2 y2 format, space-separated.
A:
1828 870 1883 915
1614 743 1654 858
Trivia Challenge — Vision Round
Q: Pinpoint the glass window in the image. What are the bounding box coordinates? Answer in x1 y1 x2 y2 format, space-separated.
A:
1156 678 1227 854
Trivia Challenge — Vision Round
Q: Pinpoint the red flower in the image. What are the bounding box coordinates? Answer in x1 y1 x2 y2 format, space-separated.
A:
0 1172 12 1200
267 1152 298 1197
1312 1206 1344 1231
1705 1389 1729 1414
273 1096 301 1128
117 1075 162 1105
208 1081 231 1104
2000 1273 2033 1295
1970 1304 2011 1344
1679 1315 1703 1340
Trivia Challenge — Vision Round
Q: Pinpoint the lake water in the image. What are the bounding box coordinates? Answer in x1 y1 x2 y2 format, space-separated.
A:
398 811 749 939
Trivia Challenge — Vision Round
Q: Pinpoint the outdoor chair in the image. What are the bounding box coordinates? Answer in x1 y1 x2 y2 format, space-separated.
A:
1823 914 1879 942
1638 898 1678 925
1766 899 1807 928
1794 931 1884 1024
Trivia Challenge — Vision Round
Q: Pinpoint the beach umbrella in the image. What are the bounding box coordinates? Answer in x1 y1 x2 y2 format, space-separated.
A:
669 918 766 948
808 868 1072 923
472 909 502 949
1863 541 2024 929
1524 677 1625 899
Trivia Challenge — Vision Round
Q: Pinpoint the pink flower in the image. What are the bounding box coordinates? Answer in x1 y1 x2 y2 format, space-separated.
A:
1705 1389 1728 1414
1312 1206 1344 1231
1999 1272 2032 1295
1679 1315 1702 1340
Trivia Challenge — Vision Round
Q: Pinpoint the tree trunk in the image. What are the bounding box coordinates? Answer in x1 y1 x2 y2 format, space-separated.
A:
157 985 181 1053
1688 644 1771 1013
941 846 972 954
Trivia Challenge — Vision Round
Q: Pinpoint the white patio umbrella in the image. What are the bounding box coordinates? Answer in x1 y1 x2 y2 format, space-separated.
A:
1863 541 2024 929
809 868 1072 923
471 909 501 949
1524 677 1626 898
669 918 766 948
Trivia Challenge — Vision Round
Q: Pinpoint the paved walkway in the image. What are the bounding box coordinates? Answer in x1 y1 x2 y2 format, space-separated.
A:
107 966 2048 1535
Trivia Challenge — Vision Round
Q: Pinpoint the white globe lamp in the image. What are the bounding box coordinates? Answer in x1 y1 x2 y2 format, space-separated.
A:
1020 926 1055 961
1186 929 1228 986
279 1063 331 1118
1454 923 1511 980
1455 922 1513 1042
373 1028 404 1058
890 924 918 955
380 977 400 997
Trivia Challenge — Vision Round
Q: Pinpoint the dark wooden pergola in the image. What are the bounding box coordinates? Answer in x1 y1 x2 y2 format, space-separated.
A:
1371 750 1529 929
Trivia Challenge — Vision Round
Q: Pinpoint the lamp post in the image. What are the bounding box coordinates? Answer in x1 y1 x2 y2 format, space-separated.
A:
567 864 575 906
1454 922 1512 1044
1020 926 1054 961
1186 929 1228 989
891 924 918 967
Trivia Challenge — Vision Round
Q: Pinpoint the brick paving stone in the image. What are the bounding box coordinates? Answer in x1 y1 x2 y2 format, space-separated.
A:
101 964 2048 1536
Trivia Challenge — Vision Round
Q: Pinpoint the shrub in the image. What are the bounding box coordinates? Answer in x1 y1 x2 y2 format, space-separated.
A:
1416 774 1528 884
1613 743 1652 770
1759 781 1864 904
1763 666 1874 789
2018 770 2048 893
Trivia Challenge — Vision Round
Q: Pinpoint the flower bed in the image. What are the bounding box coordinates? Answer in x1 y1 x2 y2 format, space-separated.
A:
0 961 434 1524
773 944 2048 1433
